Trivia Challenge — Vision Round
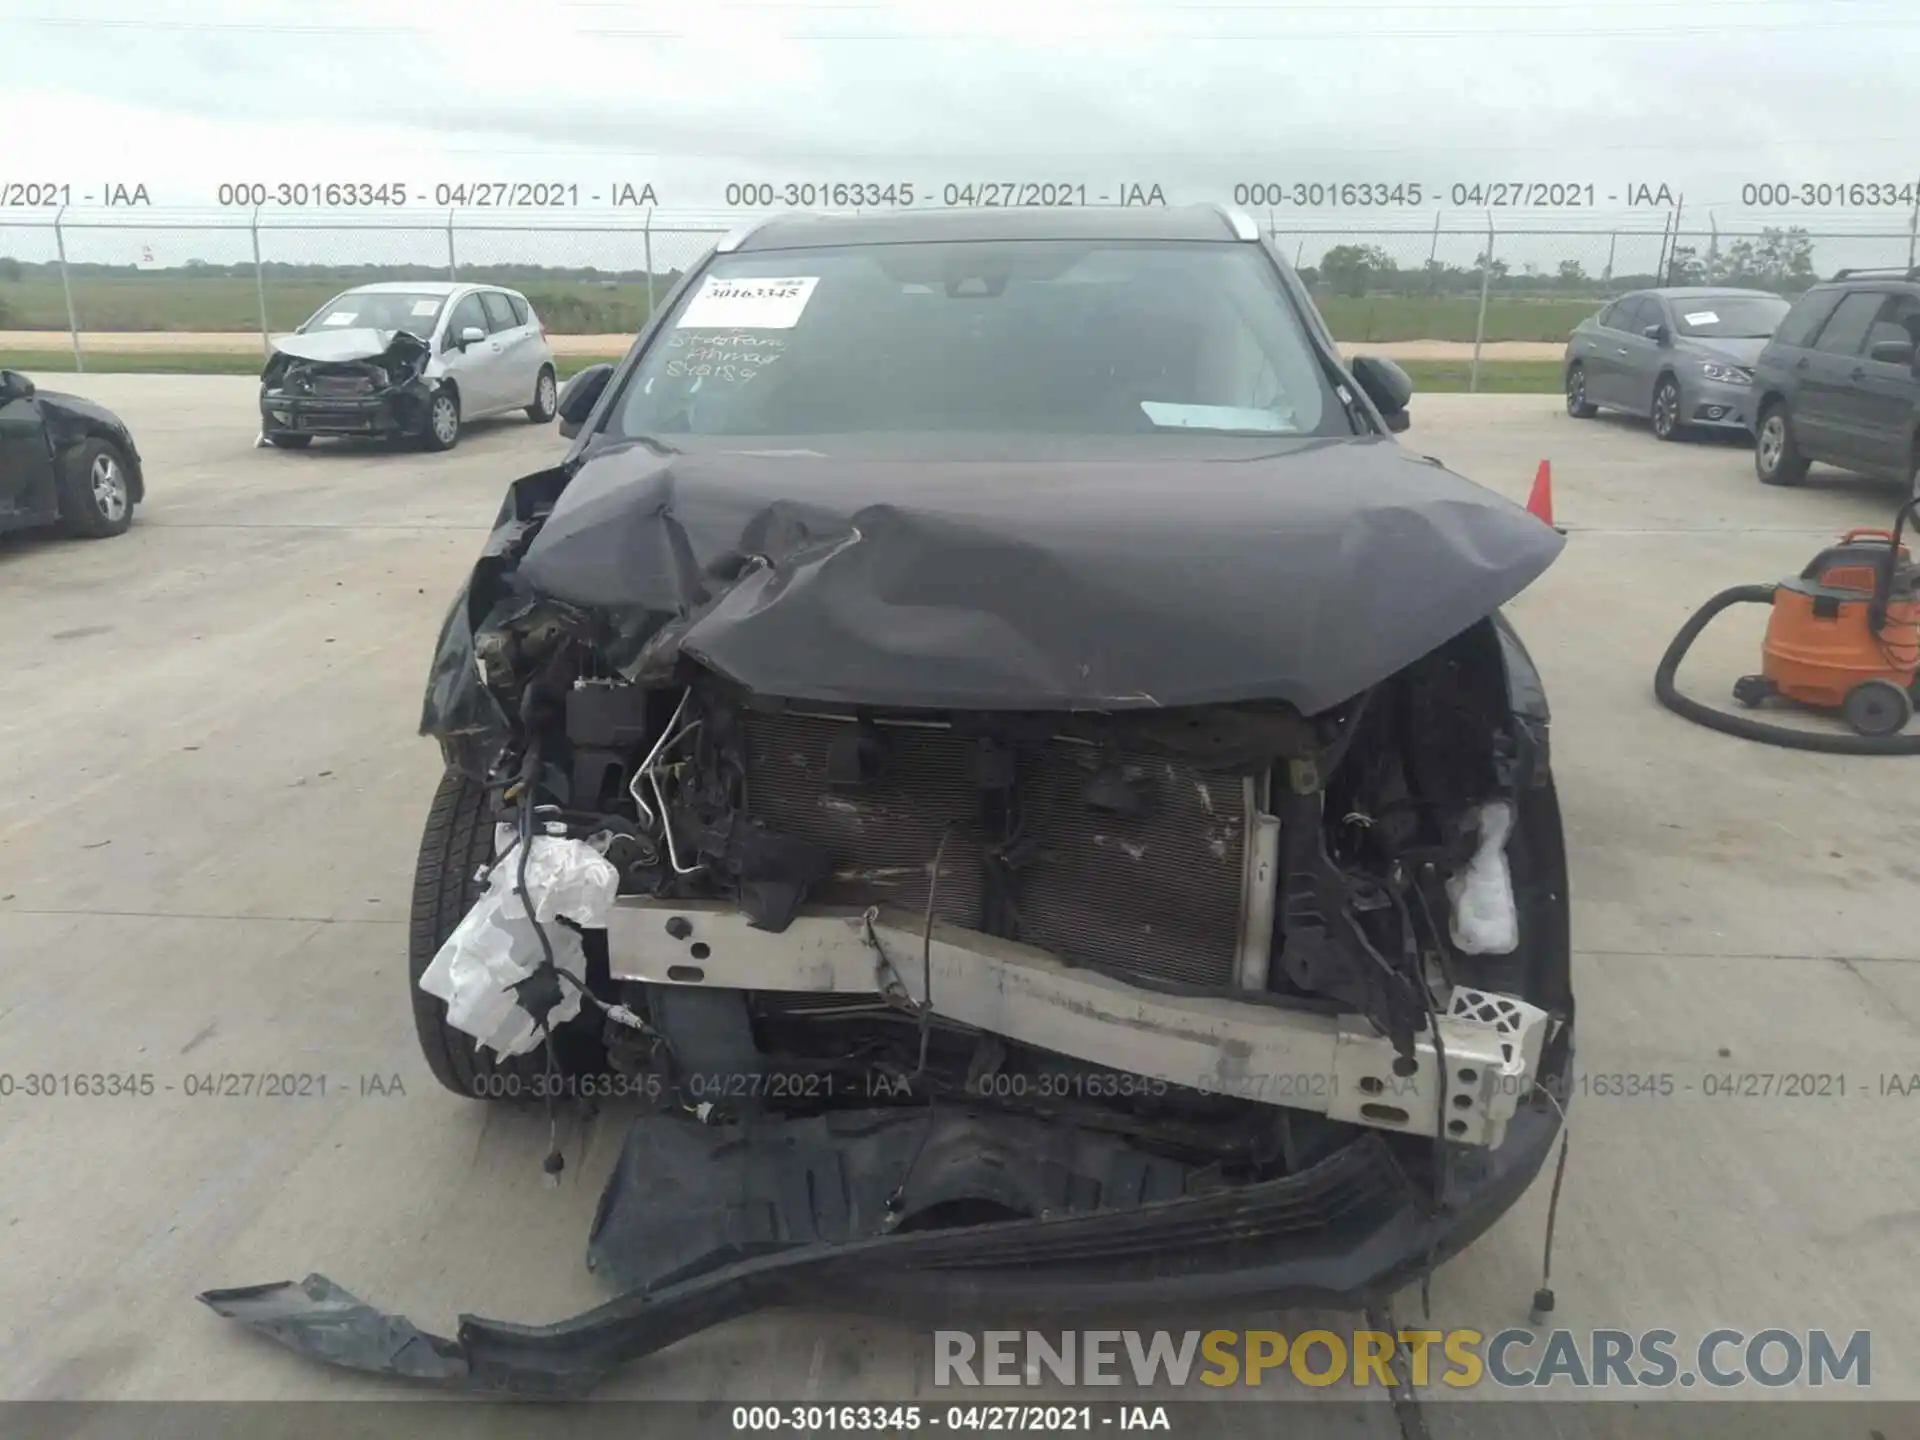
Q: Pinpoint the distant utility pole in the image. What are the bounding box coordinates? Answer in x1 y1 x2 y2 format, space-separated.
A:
1908 179 1918 269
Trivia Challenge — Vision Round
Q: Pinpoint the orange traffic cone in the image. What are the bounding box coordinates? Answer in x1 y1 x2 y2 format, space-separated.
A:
1526 460 1564 532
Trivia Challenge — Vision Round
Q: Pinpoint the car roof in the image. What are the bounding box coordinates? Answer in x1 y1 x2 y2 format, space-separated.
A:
726 204 1256 253
1807 277 1920 291
337 281 521 297
1639 287 1785 301
339 281 464 296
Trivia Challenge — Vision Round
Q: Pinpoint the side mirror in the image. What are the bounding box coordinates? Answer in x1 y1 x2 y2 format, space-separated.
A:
0 369 33 402
557 363 615 439
1642 323 1670 345
1869 339 1916 366
458 325 487 348
1349 355 1413 432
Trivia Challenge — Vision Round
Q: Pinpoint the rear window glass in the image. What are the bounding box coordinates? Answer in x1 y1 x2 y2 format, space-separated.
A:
507 293 530 326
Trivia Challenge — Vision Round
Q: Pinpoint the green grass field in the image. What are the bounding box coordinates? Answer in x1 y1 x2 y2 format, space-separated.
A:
4 349 1563 393
1398 359 1562 393
1314 295 1594 345
0 275 661 336
0 274 1601 344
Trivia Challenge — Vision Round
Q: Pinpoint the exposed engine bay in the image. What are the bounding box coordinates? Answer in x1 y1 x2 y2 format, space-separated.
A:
478 613 1558 1165
197 437 1575 1395
258 329 434 439
413 438 1574 1178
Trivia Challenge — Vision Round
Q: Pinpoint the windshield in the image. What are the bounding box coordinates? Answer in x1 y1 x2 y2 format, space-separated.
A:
1673 296 1790 339
607 240 1339 441
302 291 447 338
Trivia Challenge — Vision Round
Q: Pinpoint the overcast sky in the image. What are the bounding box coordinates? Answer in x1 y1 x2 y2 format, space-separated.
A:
5 0 1920 270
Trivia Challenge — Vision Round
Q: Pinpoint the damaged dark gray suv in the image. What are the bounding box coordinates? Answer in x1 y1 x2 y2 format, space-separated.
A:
202 206 1574 1397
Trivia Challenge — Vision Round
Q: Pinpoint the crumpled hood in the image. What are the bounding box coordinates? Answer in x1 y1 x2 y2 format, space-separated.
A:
270 328 428 365
501 433 1564 715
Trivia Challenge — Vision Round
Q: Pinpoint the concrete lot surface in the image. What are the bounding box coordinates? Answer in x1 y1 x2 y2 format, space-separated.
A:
2 379 1917 1430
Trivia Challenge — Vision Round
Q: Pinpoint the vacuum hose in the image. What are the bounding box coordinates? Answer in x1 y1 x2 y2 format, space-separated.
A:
1654 583 1920 754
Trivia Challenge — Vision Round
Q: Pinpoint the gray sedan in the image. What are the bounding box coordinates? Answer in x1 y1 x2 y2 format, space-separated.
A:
1563 287 1791 440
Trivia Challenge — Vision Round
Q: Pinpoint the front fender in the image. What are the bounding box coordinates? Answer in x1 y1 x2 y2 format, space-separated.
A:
46 412 144 503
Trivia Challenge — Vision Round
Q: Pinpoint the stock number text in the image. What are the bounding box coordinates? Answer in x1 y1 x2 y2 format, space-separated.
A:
219 182 409 207
1741 181 1918 208
725 181 916 208
1235 182 1424 208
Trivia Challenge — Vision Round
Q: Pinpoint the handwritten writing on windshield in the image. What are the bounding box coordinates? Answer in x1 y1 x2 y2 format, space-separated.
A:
662 330 787 384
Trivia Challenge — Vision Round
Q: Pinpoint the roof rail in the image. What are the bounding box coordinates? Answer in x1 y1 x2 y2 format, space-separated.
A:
1210 203 1261 242
1832 265 1920 280
714 217 776 254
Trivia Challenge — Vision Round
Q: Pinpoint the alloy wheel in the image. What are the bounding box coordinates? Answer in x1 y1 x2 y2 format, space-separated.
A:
1653 382 1678 437
1758 416 1785 474
91 454 129 522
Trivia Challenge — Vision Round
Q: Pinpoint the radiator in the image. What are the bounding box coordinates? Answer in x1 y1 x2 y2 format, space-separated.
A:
740 712 985 927
739 710 1250 990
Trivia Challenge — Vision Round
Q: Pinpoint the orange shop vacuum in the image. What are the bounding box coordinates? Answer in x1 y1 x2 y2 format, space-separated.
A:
1656 497 1920 754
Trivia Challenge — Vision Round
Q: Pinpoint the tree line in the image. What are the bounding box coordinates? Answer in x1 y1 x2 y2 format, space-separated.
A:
1302 227 1821 298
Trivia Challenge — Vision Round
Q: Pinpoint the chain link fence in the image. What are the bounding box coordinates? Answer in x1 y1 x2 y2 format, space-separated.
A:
0 213 730 370
3 211 1917 388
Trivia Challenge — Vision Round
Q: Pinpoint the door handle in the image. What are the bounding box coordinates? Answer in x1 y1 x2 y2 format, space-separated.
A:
1615 348 1629 356
1850 367 1867 380
1796 358 1810 370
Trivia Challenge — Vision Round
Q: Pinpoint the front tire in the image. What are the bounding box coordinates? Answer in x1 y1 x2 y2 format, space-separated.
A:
1755 403 1809 486
527 366 558 423
408 769 561 1099
1565 363 1598 419
1650 376 1683 441
56 439 135 538
421 386 461 452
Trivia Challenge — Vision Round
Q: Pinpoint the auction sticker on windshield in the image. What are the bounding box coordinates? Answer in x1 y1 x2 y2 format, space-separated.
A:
677 276 819 329
1684 311 1719 325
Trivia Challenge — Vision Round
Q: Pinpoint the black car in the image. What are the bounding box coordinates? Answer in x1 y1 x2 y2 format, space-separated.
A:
1751 268 1920 489
201 206 1574 1397
0 369 144 539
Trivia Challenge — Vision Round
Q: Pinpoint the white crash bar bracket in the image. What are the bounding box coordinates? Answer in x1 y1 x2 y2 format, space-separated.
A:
604 900 1550 1149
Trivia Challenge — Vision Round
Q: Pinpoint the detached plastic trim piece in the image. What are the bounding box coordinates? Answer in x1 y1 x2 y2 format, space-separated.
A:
197 1104 1564 1398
